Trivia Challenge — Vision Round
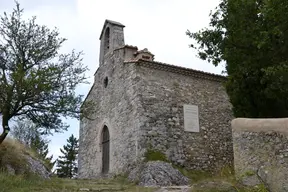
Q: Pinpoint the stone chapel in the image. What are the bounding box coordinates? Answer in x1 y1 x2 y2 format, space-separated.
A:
78 20 233 178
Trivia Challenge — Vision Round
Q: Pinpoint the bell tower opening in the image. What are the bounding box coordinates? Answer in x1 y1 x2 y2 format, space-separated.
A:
99 20 125 66
104 27 110 56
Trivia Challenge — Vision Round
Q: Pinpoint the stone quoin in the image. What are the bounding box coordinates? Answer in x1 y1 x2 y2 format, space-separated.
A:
78 19 234 178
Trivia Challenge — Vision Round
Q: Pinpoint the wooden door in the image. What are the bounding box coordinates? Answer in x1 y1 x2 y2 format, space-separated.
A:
102 126 110 174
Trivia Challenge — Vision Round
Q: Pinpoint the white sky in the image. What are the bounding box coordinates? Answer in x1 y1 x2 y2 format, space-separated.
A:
0 0 224 160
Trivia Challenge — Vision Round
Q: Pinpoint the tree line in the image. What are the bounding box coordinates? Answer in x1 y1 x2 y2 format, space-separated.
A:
0 1 84 178
187 0 288 118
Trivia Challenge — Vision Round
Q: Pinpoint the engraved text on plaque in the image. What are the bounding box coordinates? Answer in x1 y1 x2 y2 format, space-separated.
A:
183 105 199 132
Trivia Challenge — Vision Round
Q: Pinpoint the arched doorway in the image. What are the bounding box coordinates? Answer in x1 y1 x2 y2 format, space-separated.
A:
101 125 110 174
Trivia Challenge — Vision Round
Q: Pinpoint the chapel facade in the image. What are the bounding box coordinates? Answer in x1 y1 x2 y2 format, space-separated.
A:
78 20 233 178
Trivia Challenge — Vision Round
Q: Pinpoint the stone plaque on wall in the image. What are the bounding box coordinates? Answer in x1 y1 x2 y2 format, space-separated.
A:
183 105 199 132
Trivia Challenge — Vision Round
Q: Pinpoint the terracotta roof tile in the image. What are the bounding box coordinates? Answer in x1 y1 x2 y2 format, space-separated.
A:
114 45 138 51
124 59 140 63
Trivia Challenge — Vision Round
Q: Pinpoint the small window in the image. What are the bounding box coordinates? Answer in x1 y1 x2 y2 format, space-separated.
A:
142 55 151 60
104 27 110 55
104 77 108 88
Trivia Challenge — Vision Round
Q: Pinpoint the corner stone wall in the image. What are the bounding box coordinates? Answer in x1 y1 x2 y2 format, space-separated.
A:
133 64 234 173
232 118 288 192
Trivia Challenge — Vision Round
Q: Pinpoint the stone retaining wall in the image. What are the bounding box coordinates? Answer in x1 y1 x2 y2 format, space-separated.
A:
232 118 288 192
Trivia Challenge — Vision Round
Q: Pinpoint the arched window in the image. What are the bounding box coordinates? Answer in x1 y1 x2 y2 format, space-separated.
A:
104 77 108 88
101 125 110 174
104 27 110 56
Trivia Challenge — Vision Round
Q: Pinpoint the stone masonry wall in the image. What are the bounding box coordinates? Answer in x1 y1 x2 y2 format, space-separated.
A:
232 118 288 192
78 48 142 178
132 63 234 173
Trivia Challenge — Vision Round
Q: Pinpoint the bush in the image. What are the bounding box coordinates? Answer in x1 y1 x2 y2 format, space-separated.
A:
144 148 169 162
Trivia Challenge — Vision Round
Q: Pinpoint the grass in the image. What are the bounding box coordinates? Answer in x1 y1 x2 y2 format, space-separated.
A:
0 138 34 174
143 148 269 191
174 165 212 183
0 140 268 192
0 173 156 192
0 172 269 192
0 139 156 191
0 138 53 173
191 184 268 192
144 148 169 162
173 165 268 192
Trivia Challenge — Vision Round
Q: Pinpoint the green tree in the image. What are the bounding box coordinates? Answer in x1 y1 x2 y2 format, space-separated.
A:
0 2 89 145
187 0 288 118
11 119 56 171
30 132 56 171
56 134 78 178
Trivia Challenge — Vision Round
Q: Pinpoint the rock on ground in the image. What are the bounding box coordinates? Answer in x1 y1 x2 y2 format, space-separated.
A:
25 155 51 179
5 155 50 179
128 161 189 187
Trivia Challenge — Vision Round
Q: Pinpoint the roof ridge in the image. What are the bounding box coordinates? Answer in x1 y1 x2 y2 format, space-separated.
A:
124 59 227 81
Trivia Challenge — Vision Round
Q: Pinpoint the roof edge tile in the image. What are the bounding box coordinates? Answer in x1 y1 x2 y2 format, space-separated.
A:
124 59 227 82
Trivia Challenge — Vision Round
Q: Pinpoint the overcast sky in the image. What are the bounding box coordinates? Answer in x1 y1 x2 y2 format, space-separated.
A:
0 0 224 160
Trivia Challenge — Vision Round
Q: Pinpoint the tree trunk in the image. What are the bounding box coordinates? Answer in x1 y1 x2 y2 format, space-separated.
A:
0 115 10 145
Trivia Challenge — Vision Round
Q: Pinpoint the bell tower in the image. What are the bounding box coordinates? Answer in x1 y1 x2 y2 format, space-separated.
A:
99 20 125 66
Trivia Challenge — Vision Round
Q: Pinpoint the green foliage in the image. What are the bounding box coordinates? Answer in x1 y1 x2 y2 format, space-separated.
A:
243 170 256 177
218 165 234 179
56 134 79 178
144 148 169 162
0 1 89 144
187 0 288 118
30 133 55 171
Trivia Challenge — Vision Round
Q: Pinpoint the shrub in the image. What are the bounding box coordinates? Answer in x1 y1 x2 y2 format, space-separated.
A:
144 148 169 162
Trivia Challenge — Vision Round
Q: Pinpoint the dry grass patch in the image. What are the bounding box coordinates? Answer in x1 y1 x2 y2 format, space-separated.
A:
0 138 37 174
0 173 157 192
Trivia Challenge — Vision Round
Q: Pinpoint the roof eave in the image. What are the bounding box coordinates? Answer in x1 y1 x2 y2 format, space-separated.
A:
124 59 227 82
